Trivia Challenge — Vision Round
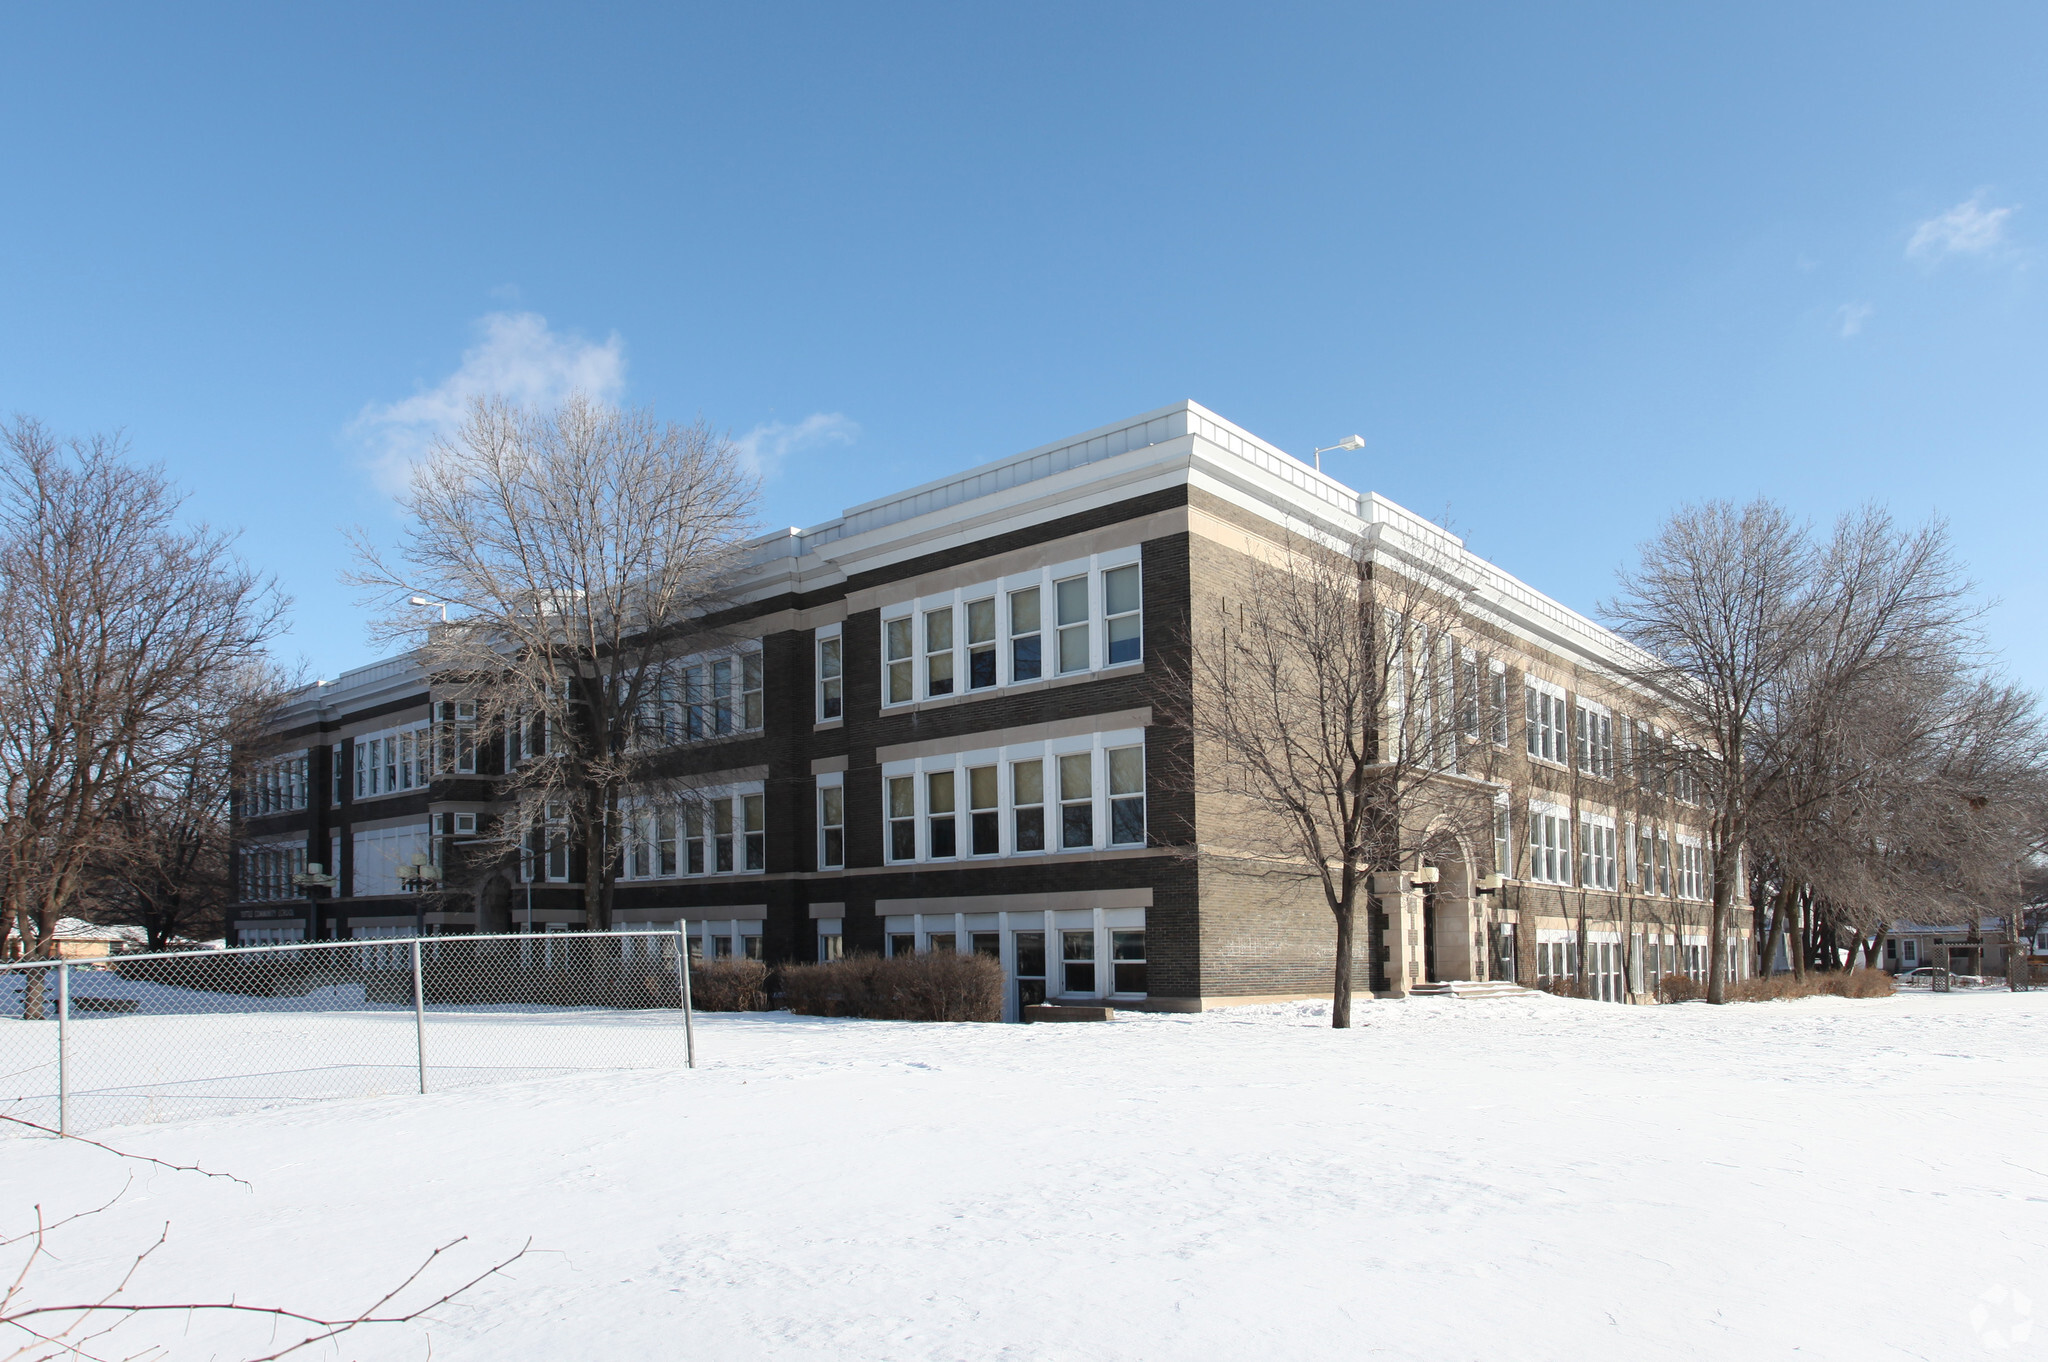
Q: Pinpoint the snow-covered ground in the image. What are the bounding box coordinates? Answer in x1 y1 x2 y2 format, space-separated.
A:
3 990 2041 1360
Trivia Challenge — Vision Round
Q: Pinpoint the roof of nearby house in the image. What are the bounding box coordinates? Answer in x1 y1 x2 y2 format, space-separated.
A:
52 918 150 945
1887 917 2006 935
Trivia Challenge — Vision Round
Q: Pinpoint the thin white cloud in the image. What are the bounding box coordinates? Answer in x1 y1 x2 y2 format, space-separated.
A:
734 412 860 481
354 311 625 489
1907 195 2016 261
1837 302 1875 338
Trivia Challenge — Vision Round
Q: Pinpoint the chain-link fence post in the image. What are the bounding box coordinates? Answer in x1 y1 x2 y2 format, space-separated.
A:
674 921 695 1069
56 961 70 1136
411 939 428 1094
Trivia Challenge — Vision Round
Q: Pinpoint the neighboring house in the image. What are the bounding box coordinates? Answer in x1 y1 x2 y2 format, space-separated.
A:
50 918 150 959
1879 918 2010 976
229 401 1748 1016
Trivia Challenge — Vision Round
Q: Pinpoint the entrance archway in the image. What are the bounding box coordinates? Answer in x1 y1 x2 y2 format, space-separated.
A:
1421 841 1478 983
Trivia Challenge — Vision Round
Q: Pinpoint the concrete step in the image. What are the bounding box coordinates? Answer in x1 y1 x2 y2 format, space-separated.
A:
1406 980 1534 1000
1023 1003 1116 1023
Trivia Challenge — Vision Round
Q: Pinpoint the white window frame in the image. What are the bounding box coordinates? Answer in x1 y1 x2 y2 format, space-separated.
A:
883 905 1148 1004
816 624 844 723
1488 660 1509 747
880 728 1147 864
1676 835 1706 901
1493 797 1513 879
351 823 431 897
1574 698 1615 780
352 722 432 800
617 781 769 881
877 548 1143 709
1579 812 1618 891
817 773 845 869
246 751 311 816
1527 799 1572 886
643 645 767 746
238 840 307 902
1525 677 1567 767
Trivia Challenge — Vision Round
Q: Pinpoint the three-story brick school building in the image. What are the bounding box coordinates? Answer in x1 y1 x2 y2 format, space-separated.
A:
232 401 1750 1015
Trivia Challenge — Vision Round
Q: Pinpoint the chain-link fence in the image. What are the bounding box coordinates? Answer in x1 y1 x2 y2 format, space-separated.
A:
0 930 696 1136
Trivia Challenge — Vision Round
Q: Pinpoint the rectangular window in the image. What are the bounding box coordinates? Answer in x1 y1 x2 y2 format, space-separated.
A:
966 598 997 690
1107 745 1145 846
1494 804 1512 879
1112 929 1147 994
1103 564 1141 665
1059 752 1093 849
713 798 734 872
683 664 707 740
1014 931 1046 1006
656 807 677 876
1055 577 1090 673
1012 759 1045 852
712 659 734 735
888 775 917 860
1490 667 1509 746
1525 685 1564 764
819 929 844 962
1528 809 1571 885
1062 929 1096 994
927 932 956 955
818 635 843 720
332 744 343 804
545 802 569 881
1575 703 1614 779
1010 587 1042 682
925 607 955 698
1460 657 1481 739
969 765 999 855
743 793 765 871
926 769 957 858
885 617 914 704
629 807 652 878
819 784 844 868
685 804 705 875
889 932 916 958
1580 820 1617 890
742 652 764 730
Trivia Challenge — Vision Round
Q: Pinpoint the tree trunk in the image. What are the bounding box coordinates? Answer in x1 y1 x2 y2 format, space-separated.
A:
1761 881 1793 978
580 781 613 932
1751 887 1769 978
1706 836 1741 1004
1331 896 1356 1029
1789 889 1808 980
1576 894 1589 996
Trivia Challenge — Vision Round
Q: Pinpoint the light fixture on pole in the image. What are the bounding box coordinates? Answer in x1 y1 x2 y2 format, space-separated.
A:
409 596 449 623
1311 434 1366 473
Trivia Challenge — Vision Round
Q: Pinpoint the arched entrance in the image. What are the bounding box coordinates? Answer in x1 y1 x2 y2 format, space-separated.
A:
1421 842 1479 983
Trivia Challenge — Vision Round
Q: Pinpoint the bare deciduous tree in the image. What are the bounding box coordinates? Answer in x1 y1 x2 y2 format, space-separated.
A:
0 419 286 981
1608 502 1991 1001
1179 527 1495 1028
352 395 759 930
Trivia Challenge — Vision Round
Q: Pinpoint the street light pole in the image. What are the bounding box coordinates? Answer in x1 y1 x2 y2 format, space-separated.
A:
1311 434 1367 473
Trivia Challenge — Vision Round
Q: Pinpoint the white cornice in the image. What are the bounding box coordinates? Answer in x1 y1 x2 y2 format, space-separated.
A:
310 400 1660 691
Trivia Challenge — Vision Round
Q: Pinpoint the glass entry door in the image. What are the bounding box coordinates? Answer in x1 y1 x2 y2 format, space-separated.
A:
1013 931 1046 1006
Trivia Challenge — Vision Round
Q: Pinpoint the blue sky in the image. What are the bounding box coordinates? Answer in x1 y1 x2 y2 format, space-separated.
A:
3 2 2043 688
